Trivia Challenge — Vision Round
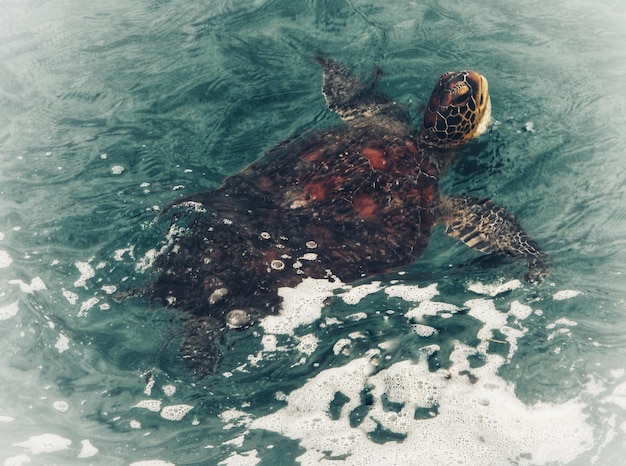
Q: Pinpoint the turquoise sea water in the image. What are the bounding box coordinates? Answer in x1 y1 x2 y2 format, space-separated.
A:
1 0 626 464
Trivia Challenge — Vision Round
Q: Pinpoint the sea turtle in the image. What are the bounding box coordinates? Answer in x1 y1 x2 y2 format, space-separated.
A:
153 56 547 375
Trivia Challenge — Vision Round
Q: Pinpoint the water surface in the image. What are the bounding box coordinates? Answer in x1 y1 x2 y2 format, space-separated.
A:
1 0 626 464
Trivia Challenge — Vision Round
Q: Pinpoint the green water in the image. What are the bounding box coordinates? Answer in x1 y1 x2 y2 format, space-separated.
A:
1 0 625 464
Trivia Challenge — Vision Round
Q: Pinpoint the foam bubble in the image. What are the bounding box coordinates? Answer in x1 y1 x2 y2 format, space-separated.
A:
603 381 626 409
13 433 71 454
160 404 193 421
74 261 95 288
133 400 162 412
78 297 99 317
8 277 46 294
547 317 578 329
385 282 439 302
77 439 98 458
62 289 79 305
3 454 30 466
405 299 459 321
54 334 70 353
129 461 175 466
163 385 176 397
111 165 124 175
0 301 19 320
339 281 382 305
260 278 341 335
468 279 522 296
114 246 135 262
411 324 438 337
509 300 533 320
553 290 581 300
296 333 319 356
333 338 352 356
0 250 12 268
101 285 117 294
218 450 260 466
136 248 158 272
220 409 252 430
52 401 69 412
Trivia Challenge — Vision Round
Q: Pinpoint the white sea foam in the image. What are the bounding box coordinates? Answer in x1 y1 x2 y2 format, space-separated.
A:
411 323 438 337
241 279 594 465
218 450 260 466
553 289 582 300
0 250 12 268
0 301 19 320
52 401 69 412
54 334 70 353
129 461 175 466
8 277 46 294
62 289 79 305
405 299 459 321
77 439 98 458
603 381 626 410
251 348 593 466
260 278 341 335
468 279 522 296
296 333 319 356
101 285 117 294
133 400 162 412
339 281 382 305
4 454 31 466
73 260 95 288
384 282 438 302
114 246 135 262
78 297 99 317
160 404 193 421
12 433 71 455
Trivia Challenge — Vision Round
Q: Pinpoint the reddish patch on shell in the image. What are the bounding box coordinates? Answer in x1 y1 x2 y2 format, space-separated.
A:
421 160 439 177
301 148 325 162
353 193 377 221
405 139 418 154
422 185 435 206
361 146 388 171
304 182 327 201
255 175 274 193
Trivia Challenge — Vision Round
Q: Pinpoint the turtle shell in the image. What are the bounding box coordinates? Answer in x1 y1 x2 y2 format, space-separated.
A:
154 124 441 319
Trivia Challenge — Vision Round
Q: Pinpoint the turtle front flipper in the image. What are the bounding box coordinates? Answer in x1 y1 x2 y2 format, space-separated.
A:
436 195 548 283
314 54 409 128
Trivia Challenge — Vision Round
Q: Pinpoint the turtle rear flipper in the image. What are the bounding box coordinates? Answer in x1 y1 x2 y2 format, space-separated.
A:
437 195 548 283
180 317 225 377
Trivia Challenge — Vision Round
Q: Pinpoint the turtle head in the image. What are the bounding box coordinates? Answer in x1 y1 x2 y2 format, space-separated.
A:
419 71 491 149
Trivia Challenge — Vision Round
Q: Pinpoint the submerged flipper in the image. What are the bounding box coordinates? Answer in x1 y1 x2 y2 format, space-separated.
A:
180 317 225 378
437 195 548 283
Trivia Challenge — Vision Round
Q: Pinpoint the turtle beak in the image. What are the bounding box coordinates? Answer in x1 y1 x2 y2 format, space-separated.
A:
474 73 492 137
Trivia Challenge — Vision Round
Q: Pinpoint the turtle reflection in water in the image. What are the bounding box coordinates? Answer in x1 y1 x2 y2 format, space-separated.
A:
153 56 547 375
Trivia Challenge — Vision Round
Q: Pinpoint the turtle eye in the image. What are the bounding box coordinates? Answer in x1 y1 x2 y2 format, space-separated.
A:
451 86 470 105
